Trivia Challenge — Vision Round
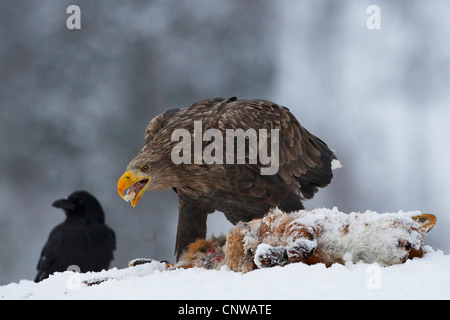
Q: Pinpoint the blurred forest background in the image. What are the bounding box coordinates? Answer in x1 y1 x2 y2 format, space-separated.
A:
1 0 449 285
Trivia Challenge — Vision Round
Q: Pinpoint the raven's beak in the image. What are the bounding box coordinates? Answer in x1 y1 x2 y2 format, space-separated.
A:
52 198 77 211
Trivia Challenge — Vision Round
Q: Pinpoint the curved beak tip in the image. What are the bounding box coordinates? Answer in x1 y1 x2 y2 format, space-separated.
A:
117 171 133 200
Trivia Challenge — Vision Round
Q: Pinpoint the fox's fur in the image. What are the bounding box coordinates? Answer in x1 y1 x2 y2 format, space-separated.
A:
176 208 436 273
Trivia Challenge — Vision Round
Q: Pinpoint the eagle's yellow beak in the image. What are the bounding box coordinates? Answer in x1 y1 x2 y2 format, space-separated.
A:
117 170 150 207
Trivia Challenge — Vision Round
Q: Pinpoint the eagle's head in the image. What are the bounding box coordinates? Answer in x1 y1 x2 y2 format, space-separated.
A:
118 112 174 207
117 159 152 207
117 144 173 207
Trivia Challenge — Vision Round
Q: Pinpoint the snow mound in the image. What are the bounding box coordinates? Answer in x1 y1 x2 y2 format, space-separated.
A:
0 248 448 299
0 208 448 300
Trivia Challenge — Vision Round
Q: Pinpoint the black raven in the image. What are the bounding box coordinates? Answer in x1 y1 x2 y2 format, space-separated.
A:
35 191 116 282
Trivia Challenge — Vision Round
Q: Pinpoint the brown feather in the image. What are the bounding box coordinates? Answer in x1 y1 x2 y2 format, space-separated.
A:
125 97 339 259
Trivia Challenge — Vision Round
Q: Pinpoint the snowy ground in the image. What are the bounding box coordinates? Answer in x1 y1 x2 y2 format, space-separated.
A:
1 247 448 300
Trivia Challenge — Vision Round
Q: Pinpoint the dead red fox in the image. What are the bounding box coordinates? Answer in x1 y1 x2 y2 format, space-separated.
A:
176 208 437 273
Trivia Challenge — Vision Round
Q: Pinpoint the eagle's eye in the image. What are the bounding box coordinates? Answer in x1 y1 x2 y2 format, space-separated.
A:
141 164 150 172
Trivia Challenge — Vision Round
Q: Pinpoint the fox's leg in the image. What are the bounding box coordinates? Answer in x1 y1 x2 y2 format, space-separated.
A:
254 244 289 268
285 223 318 263
254 217 319 268
254 234 318 268
286 236 317 263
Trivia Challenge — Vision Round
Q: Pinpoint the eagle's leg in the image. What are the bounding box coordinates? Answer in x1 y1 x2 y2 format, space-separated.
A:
175 194 212 261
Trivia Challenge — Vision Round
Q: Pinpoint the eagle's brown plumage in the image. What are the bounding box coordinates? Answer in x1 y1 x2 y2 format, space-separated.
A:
118 97 339 260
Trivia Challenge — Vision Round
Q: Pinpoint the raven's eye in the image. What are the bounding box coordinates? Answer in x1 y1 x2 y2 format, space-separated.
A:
141 164 149 172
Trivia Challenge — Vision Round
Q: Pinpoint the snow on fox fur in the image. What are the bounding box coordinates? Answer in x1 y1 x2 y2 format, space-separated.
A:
177 208 437 272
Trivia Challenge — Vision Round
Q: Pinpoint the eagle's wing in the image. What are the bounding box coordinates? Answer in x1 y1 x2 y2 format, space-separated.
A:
216 99 338 199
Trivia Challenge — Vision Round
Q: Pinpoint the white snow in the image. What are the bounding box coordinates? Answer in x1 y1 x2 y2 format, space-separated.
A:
331 159 343 170
1 248 449 300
